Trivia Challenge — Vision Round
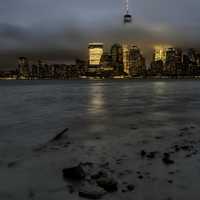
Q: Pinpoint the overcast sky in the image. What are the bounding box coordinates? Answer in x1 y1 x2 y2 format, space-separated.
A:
1 0 200 68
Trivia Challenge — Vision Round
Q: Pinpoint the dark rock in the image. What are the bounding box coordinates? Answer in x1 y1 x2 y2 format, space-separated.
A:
96 177 118 192
109 169 115 173
118 172 125 177
180 127 189 132
91 171 108 180
155 136 163 140
140 150 146 157
28 189 35 199
127 184 135 191
116 158 123 164
181 145 192 151
146 152 157 159
81 162 94 167
168 180 173 184
99 162 109 169
162 153 174 165
174 145 180 152
63 165 85 181
130 125 138 130
138 175 143 179
67 185 75 193
79 185 106 199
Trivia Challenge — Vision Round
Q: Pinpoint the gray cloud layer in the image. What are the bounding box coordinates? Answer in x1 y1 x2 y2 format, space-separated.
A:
1 0 200 68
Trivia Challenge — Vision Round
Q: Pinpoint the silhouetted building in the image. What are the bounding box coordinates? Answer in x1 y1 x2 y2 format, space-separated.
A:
150 60 164 76
110 44 124 74
129 46 146 77
76 59 88 76
18 57 30 79
99 53 113 77
164 48 182 76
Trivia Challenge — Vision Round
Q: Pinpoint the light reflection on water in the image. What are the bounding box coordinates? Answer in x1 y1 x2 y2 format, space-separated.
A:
153 81 167 96
0 80 200 145
88 83 106 115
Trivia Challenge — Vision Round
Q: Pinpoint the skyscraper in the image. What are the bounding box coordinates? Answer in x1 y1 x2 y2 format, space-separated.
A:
111 44 123 64
122 44 130 75
129 45 146 76
165 48 182 75
111 44 123 74
18 57 30 79
88 43 104 66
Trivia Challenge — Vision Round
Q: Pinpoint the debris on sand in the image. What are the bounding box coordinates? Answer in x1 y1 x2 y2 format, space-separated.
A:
7 161 19 168
63 165 86 181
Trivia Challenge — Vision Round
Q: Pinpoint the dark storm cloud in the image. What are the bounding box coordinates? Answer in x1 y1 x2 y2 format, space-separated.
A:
1 0 200 68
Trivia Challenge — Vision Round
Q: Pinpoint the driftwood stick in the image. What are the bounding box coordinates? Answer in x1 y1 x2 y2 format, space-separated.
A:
49 128 69 142
34 128 69 151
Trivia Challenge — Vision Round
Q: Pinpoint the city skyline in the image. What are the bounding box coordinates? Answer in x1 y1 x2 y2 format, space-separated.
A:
1 0 200 69
1 43 200 79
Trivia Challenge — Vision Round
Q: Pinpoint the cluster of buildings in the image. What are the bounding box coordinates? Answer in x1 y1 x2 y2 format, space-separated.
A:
1 43 200 79
87 43 200 78
87 43 146 77
16 58 87 80
149 47 200 77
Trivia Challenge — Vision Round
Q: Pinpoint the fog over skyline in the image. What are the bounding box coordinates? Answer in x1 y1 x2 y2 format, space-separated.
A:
1 0 200 68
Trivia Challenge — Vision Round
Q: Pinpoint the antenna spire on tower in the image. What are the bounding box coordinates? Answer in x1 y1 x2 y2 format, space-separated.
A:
124 0 132 23
126 0 129 14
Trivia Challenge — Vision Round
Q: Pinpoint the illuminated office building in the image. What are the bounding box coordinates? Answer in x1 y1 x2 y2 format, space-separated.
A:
154 46 167 63
88 43 104 65
123 44 130 75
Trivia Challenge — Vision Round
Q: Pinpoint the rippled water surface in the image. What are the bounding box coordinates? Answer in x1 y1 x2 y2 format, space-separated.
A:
0 80 200 146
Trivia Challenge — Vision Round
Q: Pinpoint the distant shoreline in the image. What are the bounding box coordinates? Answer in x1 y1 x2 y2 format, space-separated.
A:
1 76 200 81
